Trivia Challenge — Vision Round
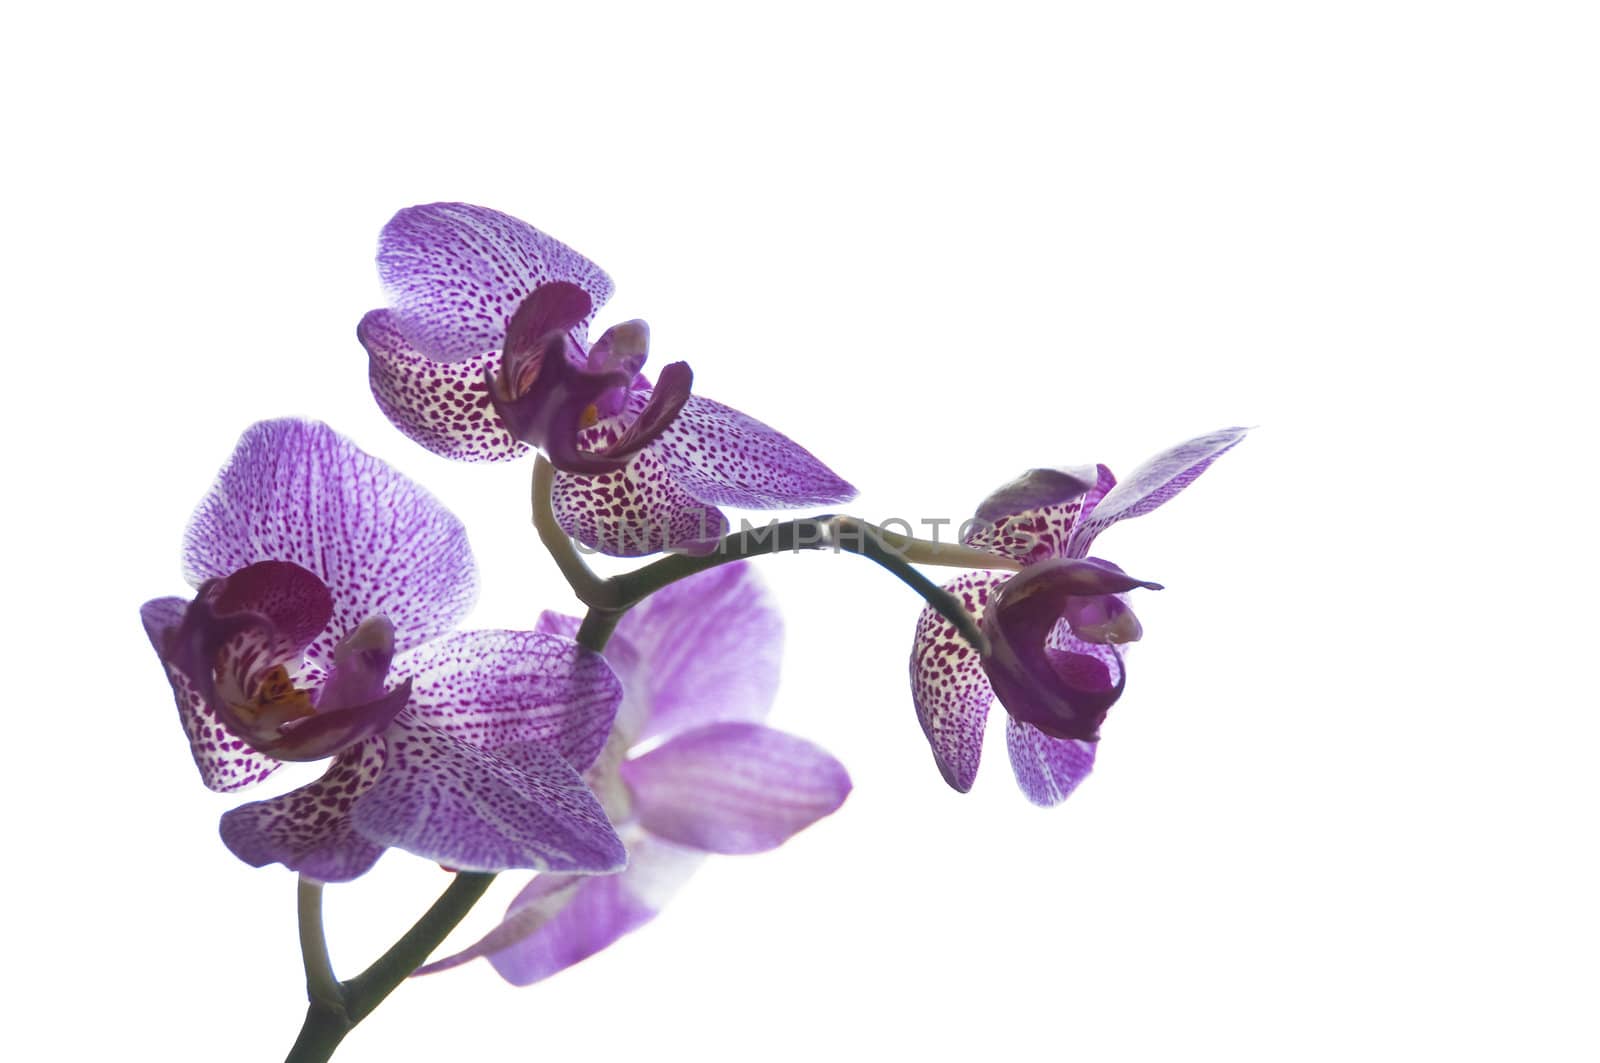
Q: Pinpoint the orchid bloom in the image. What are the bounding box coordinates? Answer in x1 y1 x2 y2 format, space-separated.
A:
357 202 855 555
139 419 627 882
911 428 1246 805
417 562 851 984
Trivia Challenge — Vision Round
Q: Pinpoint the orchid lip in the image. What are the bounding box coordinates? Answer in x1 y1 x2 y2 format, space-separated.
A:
488 284 694 475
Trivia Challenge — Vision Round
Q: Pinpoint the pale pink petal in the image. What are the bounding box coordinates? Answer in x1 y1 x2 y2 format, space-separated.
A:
651 394 856 509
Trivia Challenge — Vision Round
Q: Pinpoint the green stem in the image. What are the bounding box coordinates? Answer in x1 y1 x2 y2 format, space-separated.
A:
297 878 340 1008
531 457 616 608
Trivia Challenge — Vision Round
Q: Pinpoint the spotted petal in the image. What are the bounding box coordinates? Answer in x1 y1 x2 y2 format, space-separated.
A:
551 413 728 557
375 202 613 362
620 722 850 854
1067 427 1247 555
349 715 624 874
1006 718 1097 807
395 630 622 772
218 739 387 881
417 833 704 985
909 570 1009 792
141 597 281 793
651 394 856 510
360 309 528 463
182 419 479 665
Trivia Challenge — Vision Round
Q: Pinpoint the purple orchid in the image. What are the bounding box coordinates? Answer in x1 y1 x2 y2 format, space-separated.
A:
910 427 1246 805
416 562 851 985
357 202 856 556
140 419 627 882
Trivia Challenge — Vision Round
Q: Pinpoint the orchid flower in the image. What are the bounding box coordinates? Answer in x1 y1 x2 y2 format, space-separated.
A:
417 562 851 984
910 427 1246 805
139 419 627 882
357 202 855 555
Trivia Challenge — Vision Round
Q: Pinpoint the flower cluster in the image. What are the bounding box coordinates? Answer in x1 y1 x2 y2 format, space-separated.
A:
139 201 1243 1047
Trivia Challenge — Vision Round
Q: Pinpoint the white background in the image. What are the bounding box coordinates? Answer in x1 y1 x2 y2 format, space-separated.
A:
4 2 1595 1060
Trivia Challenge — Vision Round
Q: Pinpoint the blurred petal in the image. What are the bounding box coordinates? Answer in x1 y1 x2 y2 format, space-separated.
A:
1005 718 1097 807
421 835 703 986
621 722 851 854
652 394 856 509
1068 427 1247 555
350 716 624 874
551 417 728 556
395 630 622 772
141 597 282 793
360 309 528 463
183 419 479 665
376 202 612 362
610 562 783 742
974 466 1098 523
909 570 1009 792
218 739 387 881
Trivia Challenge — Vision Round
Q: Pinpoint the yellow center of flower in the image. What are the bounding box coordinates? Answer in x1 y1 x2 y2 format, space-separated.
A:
238 664 316 728
580 404 600 428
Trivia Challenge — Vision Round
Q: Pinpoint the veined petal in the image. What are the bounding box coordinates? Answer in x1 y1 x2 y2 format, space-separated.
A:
141 597 281 793
551 416 729 557
1067 427 1248 555
620 722 850 854
650 394 856 510
360 309 528 463
376 203 612 362
218 739 387 881
609 562 783 742
1005 717 1097 807
349 715 625 874
394 630 622 772
909 570 1009 792
419 834 703 986
182 419 479 666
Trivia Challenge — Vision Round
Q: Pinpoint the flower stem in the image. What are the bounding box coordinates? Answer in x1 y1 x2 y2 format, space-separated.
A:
531 457 615 607
297 878 340 1008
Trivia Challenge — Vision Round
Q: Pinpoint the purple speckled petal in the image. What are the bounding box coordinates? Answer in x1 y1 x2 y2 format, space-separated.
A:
551 411 728 557
375 202 612 362
1006 718 1097 807
1067 427 1248 555
608 562 783 742
909 570 1009 792
349 715 624 874
183 419 479 666
419 834 704 985
394 630 621 772
620 722 850 854
650 394 856 509
360 309 528 463
219 739 388 881
141 597 282 793
964 467 1102 565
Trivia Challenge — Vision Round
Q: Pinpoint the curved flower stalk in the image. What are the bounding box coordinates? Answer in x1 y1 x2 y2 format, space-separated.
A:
910 427 1246 805
357 202 855 556
139 419 626 882
417 562 851 984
